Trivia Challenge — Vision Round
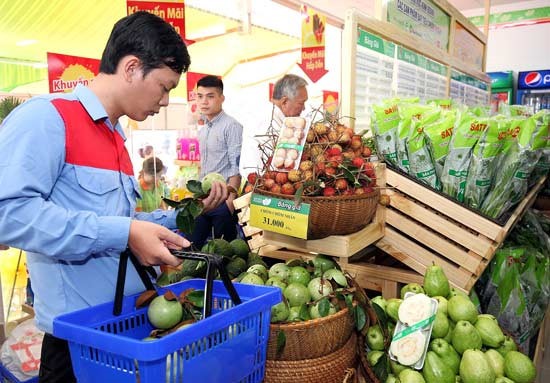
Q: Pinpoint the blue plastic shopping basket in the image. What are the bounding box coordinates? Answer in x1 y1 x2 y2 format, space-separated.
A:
53 250 281 383
0 363 38 383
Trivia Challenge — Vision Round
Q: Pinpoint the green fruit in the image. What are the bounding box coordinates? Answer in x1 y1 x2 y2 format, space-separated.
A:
386 298 403 322
283 282 311 307
423 263 450 298
447 296 478 324
288 266 311 286
429 338 460 375
443 320 454 343
371 295 387 312
459 349 496 383
431 311 450 339
494 377 515 383
147 295 183 330
322 268 348 287
433 296 448 316
496 336 518 357
367 350 385 366
287 305 309 322
229 238 249 258
211 238 233 257
201 172 226 194
385 374 400 383
400 283 425 299
270 301 289 323
312 254 336 275
447 288 469 300
366 324 385 351
399 369 426 383
475 314 505 348
226 257 247 278
240 273 265 285
503 351 536 383
422 351 455 383
485 349 505 377
268 263 290 282
247 264 268 282
265 276 287 290
451 320 482 355
247 252 268 268
307 277 333 300
390 359 408 376
309 299 337 319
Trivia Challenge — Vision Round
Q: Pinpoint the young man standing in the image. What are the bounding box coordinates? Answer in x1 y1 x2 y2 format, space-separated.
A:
193 75 243 248
0 12 227 382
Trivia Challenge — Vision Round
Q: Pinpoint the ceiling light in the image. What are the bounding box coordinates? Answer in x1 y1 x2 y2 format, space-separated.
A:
16 39 38 47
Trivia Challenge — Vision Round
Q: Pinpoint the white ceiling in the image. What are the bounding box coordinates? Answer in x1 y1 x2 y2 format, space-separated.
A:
449 0 523 11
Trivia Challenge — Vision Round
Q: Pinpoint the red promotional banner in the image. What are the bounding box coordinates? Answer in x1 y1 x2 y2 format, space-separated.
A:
269 83 274 101
298 5 328 83
127 1 193 46
47 52 100 93
323 90 339 116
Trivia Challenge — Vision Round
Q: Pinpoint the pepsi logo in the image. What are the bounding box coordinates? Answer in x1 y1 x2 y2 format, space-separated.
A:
524 72 542 87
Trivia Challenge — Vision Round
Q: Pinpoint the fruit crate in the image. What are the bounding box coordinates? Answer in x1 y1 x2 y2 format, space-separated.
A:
52 279 281 383
235 163 386 256
0 363 38 383
377 167 547 293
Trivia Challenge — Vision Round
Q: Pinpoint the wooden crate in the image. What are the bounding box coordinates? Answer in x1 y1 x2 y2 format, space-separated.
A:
377 168 547 293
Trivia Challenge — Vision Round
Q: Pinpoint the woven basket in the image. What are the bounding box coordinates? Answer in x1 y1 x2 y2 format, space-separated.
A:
267 306 355 360
357 334 381 383
264 333 357 383
255 189 380 239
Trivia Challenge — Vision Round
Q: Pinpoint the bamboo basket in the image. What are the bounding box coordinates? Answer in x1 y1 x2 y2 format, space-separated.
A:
255 189 380 240
264 333 357 383
267 306 355 360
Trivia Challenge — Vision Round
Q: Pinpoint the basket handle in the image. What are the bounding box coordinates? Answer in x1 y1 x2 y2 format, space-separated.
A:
113 249 242 317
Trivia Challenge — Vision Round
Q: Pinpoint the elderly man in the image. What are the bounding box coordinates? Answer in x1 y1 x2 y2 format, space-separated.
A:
240 74 309 178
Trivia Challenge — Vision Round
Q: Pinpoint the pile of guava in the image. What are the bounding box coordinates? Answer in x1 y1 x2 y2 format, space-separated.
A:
364 264 538 383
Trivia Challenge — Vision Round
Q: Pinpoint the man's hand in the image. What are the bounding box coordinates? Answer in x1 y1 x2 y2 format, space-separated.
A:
0 244 9 251
201 182 228 213
128 220 190 267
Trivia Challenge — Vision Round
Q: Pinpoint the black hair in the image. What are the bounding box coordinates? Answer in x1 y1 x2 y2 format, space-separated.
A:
197 75 223 93
99 11 191 76
272 74 308 100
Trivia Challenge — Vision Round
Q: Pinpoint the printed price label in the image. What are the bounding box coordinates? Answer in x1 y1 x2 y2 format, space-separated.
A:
249 193 310 239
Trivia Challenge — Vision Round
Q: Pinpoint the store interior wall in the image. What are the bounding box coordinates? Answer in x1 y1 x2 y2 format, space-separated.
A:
461 0 550 72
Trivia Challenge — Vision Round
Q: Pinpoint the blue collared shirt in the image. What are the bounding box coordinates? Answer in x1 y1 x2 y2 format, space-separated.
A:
0 85 176 333
198 110 243 180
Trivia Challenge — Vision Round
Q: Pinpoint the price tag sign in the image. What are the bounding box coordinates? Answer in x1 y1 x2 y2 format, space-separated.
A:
249 193 310 239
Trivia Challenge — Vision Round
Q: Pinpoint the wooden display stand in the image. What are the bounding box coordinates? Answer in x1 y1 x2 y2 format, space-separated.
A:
378 169 547 292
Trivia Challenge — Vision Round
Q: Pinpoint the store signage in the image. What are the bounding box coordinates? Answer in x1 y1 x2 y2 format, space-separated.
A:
518 70 550 90
469 7 550 30
298 5 328 83
249 193 310 239
127 0 194 46
453 23 483 71
47 53 100 94
386 0 451 51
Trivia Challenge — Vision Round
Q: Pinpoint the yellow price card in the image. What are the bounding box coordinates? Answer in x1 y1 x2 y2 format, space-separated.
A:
249 193 310 239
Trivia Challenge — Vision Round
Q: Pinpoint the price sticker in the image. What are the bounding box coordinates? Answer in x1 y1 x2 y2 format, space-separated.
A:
249 193 310 239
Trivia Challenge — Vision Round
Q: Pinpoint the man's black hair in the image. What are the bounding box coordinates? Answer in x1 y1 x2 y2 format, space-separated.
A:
197 75 223 93
99 11 191 76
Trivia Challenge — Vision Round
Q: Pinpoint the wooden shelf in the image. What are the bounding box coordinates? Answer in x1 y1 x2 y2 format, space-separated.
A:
174 160 200 167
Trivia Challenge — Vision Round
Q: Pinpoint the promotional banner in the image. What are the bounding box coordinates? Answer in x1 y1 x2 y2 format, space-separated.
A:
323 90 339 115
469 6 550 30
386 0 451 50
47 52 100 93
127 0 193 45
298 5 328 83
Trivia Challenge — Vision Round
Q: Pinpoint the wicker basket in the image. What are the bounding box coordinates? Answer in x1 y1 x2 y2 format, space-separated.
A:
255 189 380 239
357 334 381 383
264 333 357 383
267 306 355 360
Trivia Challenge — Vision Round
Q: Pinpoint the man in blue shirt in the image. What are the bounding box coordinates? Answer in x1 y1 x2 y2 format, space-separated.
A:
0 12 227 382
192 75 243 248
